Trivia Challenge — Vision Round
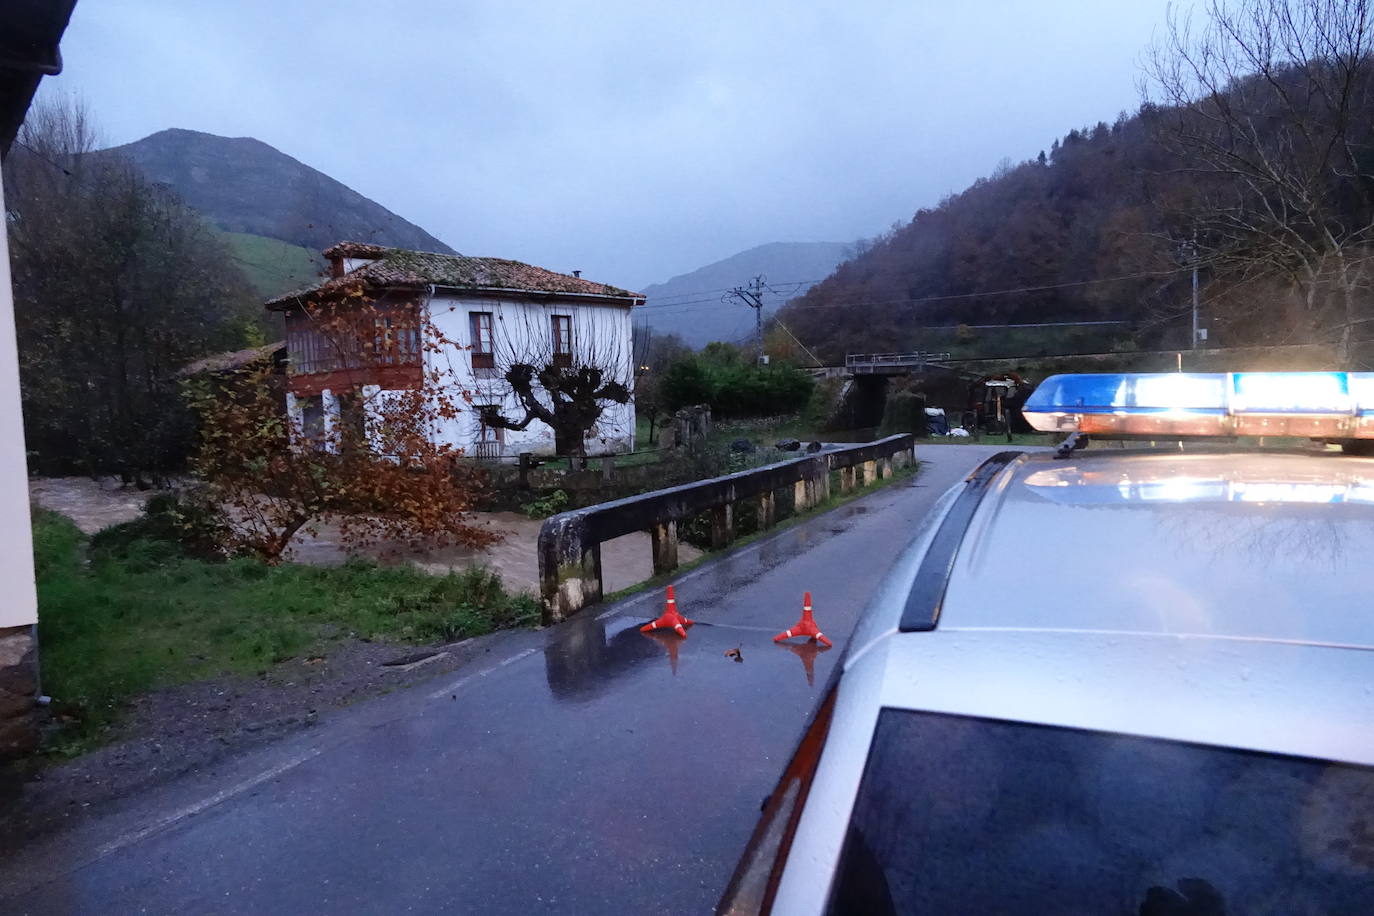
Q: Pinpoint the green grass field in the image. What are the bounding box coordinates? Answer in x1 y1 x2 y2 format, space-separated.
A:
219 231 324 298
33 510 539 754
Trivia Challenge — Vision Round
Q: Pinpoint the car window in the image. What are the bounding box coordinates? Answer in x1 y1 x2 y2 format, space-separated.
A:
828 709 1374 915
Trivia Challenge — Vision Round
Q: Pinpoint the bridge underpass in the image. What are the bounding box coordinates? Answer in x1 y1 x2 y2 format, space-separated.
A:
812 352 988 433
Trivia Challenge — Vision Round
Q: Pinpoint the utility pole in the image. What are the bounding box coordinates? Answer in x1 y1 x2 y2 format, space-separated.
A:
1191 256 1200 350
1181 234 1201 349
1190 234 1200 350
725 275 768 364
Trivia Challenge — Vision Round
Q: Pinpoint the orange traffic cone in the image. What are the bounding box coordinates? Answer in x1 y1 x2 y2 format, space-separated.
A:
641 584 694 638
774 592 833 647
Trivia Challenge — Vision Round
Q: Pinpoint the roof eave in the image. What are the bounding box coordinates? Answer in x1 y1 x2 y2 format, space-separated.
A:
264 278 426 311
429 284 645 306
265 280 644 312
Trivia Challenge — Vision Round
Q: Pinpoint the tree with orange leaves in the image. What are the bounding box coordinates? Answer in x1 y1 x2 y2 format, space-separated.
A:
186 292 496 563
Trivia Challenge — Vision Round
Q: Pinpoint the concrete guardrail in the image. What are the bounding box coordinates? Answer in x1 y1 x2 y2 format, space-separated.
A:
537 434 917 623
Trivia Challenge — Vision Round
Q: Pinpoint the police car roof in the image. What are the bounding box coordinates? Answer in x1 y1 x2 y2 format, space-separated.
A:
938 448 1374 647
838 447 1374 767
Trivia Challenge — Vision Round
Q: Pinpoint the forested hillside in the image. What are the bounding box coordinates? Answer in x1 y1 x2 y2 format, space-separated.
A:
781 1 1374 365
780 117 1181 361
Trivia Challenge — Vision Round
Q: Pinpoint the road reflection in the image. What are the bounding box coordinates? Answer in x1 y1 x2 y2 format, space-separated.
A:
544 611 837 699
639 630 684 675
776 639 832 686
543 614 665 701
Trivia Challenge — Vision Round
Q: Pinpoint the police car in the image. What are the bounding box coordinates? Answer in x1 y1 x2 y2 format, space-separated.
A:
720 372 1374 915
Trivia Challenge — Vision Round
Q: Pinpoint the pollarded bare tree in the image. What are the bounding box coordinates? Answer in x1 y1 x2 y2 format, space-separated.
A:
476 307 633 460
1144 0 1374 359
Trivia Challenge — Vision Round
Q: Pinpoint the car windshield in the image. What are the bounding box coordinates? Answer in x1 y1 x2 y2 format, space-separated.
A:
829 709 1374 915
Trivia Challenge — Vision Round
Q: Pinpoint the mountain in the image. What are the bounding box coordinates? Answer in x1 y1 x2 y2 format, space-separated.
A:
639 242 852 348
92 128 455 255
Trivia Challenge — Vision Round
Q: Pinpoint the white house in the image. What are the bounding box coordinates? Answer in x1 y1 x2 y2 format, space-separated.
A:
267 242 643 460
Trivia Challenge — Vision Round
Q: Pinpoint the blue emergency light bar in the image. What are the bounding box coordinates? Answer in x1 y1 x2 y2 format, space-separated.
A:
1022 372 1374 438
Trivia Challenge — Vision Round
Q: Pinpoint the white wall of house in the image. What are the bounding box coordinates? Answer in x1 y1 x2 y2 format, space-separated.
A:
424 292 637 458
0 168 37 629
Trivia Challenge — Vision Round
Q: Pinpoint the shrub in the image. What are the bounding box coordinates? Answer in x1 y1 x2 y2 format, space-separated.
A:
520 489 570 519
89 491 228 565
660 357 714 410
659 355 815 418
187 351 494 563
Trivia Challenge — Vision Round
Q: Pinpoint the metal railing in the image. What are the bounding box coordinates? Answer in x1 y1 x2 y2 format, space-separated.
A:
472 440 502 462
845 351 952 369
537 435 916 623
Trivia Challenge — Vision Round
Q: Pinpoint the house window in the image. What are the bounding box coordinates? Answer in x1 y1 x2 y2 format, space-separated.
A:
372 316 419 366
551 315 572 368
299 395 325 446
470 312 495 369
373 316 395 365
334 391 368 447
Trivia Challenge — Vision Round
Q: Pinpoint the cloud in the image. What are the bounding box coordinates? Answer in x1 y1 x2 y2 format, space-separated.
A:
50 0 1177 289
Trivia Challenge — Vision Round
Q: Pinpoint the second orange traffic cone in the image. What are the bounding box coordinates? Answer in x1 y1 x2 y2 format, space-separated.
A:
774 592 833 647
641 584 694 638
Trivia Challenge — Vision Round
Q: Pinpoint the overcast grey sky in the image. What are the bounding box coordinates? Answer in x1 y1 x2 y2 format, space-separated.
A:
50 0 1177 290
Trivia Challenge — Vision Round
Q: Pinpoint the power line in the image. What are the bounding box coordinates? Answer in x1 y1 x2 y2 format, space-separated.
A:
637 266 1194 316
11 139 72 176
639 277 829 306
772 316 825 367
635 295 736 311
915 319 1136 330
638 265 1187 312
724 274 769 363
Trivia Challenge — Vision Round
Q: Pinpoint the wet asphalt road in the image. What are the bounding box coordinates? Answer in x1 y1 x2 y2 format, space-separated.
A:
2 445 1016 914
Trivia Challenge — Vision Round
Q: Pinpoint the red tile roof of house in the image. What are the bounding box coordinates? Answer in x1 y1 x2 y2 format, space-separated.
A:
267 242 642 309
